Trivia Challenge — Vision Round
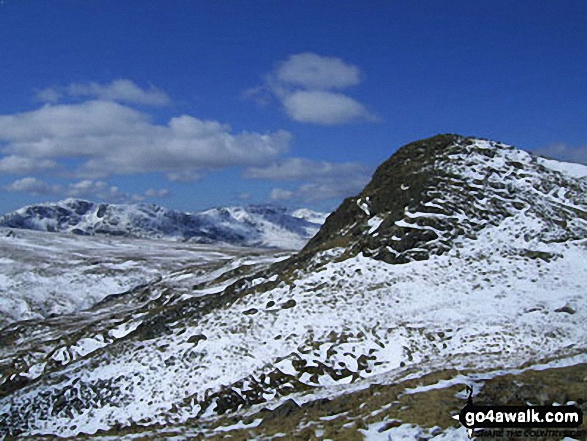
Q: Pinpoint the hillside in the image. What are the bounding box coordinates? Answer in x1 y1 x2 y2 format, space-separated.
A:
0 134 585 440
0 228 291 327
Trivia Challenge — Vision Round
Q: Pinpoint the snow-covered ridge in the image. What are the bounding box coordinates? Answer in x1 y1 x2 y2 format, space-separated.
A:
303 135 587 265
0 200 328 250
537 156 587 179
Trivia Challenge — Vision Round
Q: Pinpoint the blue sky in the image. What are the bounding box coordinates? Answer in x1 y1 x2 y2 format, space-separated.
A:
0 0 585 214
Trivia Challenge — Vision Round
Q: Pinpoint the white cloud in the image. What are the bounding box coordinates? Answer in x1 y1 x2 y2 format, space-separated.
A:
34 80 171 106
35 87 62 103
66 179 129 202
245 157 370 181
5 177 61 195
0 101 291 179
532 143 587 165
145 188 170 198
280 168 372 202
247 157 373 203
165 170 204 182
247 52 377 126
65 181 170 202
0 101 148 155
275 52 361 90
3 177 165 204
294 182 361 202
241 85 272 106
269 179 368 203
67 79 172 106
269 188 294 201
282 90 376 125
67 179 105 196
0 155 58 174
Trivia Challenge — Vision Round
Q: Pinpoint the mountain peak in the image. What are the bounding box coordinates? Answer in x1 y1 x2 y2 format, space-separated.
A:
302 134 586 264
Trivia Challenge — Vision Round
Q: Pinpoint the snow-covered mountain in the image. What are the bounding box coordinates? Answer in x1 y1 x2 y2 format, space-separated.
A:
0 200 328 249
1 135 585 440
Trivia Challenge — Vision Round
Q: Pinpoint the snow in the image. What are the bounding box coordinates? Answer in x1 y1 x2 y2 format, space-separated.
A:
0 200 329 250
357 198 370 215
22 362 46 380
0 227 294 329
292 208 330 224
367 216 384 234
537 157 587 178
215 418 262 432
71 336 108 358
360 422 469 440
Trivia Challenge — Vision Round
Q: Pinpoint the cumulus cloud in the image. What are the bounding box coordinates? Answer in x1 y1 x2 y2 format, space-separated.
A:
246 157 373 203
36 79 172 106
532 143 587 165
282 90 376 125
165 170 204 182
246 52 377 125
275 52 361 90
145 188 170 198
269 188 294 201
67 79 172 106
3 78 378 206
0 100 291 179
0 155 58 174
269 179 369 203
284 180 366 202
3 177 170 203
5 177 61 195
66 179 129 202
35 87 62 103
245 157 370 181
237 192 252 201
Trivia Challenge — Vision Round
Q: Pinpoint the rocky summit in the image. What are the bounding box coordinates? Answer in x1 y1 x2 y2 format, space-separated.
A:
0 134 585 440
302 134 586 263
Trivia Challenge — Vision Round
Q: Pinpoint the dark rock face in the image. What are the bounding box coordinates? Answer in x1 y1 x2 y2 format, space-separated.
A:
299 134 463 263
300 134 586 264
300 135 457 260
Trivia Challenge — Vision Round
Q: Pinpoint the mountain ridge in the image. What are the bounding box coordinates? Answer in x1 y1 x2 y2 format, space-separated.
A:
297 133 586 262
0 199 328 250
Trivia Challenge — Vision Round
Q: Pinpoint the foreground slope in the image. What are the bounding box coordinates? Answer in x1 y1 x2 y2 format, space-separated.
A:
0 135 585 439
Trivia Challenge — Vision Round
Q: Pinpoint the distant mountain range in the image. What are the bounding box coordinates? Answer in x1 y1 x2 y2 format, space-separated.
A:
0 199 329 249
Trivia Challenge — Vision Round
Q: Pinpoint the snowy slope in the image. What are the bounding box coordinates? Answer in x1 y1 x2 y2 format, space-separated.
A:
0 201 327 250
291 208 330 225
0 228 290 327
0 135 585 439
